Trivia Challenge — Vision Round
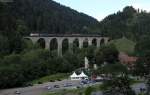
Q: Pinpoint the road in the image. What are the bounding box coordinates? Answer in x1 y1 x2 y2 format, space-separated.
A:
0 80 146 95
0 79 81 95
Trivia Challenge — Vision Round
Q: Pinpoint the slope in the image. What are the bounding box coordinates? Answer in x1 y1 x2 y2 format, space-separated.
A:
0 0 99 35
0 0 99 54
99 6 150 41
109 37 136 54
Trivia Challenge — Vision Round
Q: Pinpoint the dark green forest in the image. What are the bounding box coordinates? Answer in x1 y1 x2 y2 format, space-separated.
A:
100 6 150 41
0 0 99 55
0 0 150 89
1 0 150 55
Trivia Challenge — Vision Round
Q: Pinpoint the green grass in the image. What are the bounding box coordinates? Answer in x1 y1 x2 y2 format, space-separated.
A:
31 73 69 84
109 37 136 54
130 79 144 85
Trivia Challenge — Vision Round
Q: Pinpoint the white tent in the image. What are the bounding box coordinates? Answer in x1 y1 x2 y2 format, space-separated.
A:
70 71 89 80
78 71 88 80
70 72 80 80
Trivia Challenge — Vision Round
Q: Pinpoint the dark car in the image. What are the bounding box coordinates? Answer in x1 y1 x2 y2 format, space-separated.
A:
81 80 88 84
54 85 60 88
90 80 96 84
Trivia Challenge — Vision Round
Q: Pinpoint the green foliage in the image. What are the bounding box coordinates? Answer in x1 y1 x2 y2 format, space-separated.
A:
0 0 99 56
135 36 150 56
99 6 150 42
3 54 21 65
95 44 119 65
133 58 148 76
110 37 136 54
31 73 69 84
0 0 98 34
85 46 96 61
84 87 94 95
0 49 84 88
102 75 136 95
1 3 150 58
100 62 128 75
134 36 150 76
63 51 82 70
2 2 150 91
146 77 150 95
0 35 9 56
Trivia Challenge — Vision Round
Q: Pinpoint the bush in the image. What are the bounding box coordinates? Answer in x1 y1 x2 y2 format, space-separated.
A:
49 80 54 82
84 87 94 95
38 81 42 84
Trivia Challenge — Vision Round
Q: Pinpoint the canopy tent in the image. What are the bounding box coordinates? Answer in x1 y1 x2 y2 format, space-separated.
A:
70 72 80 80
78 71 88 80
70 71 88 80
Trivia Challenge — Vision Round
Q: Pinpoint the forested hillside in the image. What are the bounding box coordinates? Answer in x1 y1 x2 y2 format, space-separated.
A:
0 0 98 34
1 0 150 55
0 0 99 55
1 0 150 89
109 37 136 54
0 0 100 88
99 6 150 41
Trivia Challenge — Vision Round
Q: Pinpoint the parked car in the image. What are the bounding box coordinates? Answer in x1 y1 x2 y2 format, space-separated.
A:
53 85 59 88
45 85 52 90
81 80 88 84
63 83 72 87
90 80 96 84
15 90 21 94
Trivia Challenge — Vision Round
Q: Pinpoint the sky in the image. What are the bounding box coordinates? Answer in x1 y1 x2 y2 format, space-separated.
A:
53 0 150 21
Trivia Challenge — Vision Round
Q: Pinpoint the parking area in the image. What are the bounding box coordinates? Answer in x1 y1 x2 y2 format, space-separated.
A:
0 79 145 95
0 79 100 95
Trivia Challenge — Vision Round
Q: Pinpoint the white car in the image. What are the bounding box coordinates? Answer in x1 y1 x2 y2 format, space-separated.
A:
45 85 52 90
15 90 21 94
47 86 52 90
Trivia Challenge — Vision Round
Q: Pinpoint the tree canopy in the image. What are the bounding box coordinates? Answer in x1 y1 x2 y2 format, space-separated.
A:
99 6 150 41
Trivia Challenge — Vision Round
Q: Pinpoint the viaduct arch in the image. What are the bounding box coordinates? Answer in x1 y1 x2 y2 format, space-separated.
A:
24 34 110 56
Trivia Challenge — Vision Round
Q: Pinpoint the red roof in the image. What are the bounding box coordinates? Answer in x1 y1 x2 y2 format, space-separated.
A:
119 52 138 65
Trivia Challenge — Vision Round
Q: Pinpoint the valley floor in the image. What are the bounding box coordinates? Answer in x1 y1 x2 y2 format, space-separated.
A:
0 79 146 95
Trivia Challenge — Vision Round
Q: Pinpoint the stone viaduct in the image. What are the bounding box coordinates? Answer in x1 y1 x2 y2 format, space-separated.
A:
24 34 110 56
